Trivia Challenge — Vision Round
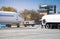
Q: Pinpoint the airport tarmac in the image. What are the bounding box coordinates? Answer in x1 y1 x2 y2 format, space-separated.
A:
0 25 60 39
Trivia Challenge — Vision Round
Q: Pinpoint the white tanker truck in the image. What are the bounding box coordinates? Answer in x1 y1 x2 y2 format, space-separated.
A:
41 14 60 29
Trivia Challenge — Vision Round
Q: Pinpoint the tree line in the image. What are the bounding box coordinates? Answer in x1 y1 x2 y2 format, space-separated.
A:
0 6 17 12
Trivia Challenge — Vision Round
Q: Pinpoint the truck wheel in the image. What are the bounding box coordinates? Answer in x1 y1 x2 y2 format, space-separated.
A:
6 24 11 27
32 24 34 27
24 25 27 27
49 24 53 29
46 24 50 29
58 24 60 29
17 24 19 28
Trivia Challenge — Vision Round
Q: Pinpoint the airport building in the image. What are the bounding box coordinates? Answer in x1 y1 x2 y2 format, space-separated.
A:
39 5 56 16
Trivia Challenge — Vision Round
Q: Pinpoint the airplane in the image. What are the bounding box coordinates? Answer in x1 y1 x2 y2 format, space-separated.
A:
0 11 24 27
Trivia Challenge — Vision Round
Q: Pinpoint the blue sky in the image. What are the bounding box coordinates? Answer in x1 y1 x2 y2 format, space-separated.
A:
0 0 60 12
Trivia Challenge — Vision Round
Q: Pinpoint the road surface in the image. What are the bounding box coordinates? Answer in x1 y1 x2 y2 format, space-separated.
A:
0 25 60 39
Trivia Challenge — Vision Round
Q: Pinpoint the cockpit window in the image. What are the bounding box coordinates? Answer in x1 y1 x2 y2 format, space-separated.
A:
18 14 23 18
0 15 14 17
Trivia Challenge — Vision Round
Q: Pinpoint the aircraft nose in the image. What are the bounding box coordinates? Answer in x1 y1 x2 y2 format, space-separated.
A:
18 18 24 22
21 18 24 22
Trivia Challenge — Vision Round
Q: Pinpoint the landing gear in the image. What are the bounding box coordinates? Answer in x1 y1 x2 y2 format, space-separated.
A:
24 24 27 27
17 23 20 28
6 24 11 27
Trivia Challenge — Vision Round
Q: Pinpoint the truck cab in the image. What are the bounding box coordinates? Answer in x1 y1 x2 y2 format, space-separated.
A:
41 14 60 29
